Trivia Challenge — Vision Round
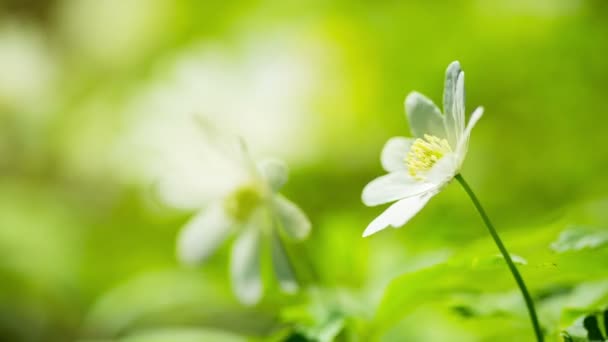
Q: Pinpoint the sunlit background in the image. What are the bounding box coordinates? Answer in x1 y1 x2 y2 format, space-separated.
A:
1 0 608 341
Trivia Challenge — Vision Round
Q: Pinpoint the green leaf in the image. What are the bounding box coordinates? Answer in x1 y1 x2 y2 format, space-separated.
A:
370 259 515 335
551 227 608 253
557 281 608 332
119 327 247 342
473 253 528 267
82 270 279 338
370 219 608 338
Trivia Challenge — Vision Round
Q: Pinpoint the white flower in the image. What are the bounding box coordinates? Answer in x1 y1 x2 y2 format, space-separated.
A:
361 61 484 237
171 123 311 305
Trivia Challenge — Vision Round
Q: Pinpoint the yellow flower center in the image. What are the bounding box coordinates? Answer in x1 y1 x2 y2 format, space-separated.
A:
224 184 265 222
406 134 452 179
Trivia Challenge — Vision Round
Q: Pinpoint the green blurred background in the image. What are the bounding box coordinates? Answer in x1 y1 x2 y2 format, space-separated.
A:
1 0 608 341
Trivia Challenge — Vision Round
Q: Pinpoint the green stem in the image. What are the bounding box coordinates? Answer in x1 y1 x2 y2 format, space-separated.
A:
455 174 543 342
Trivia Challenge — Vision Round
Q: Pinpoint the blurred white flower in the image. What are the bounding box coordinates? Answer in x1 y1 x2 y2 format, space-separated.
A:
115 31 328 203
118 31 322 175
56 0 171 67
0 21 56 113
361 61 484 237
171 122 311 305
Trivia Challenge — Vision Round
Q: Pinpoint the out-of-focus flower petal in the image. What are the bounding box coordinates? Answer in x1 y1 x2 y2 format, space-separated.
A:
271 232 298 294
258 159 288 192
230 220 263 305
176 202 233 265
274 195 311 240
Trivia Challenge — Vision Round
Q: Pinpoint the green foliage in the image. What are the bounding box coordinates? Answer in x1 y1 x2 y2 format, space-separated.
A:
370 204 608 340
1 1 608 341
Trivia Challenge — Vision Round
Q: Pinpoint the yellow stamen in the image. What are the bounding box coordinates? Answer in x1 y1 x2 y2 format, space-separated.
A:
406 134 452 180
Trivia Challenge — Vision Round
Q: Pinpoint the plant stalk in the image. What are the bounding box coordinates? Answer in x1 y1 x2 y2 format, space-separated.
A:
455 174 543 342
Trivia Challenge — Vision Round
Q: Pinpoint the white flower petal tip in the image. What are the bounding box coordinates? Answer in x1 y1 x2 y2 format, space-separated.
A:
258 159 288 192
456 106 484 155
404 92 437 117
362 193 435 237
236 284 263 306
404 91 423 108
471 106 484 121
231 226 263 306
281 282 299 294
274 195 311 240
443 60 465 147
362 226 380 238
446 60 461 74
271 234 299 294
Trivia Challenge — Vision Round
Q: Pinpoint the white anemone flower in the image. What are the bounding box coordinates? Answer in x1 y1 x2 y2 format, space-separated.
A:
361 61 484 237
173 124 311 305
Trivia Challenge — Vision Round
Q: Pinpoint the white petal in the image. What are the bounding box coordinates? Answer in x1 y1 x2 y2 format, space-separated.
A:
271 233 298 294
443 61 465 147
155 132 252 211
363 192 436 237
176 202 233 265
229 137 261 179
258 159 288 192
424 153 458 186
454 72 466 136
194 116 254 173
156 175 223 211
381 137 413 172
230 222 263 305
274 195 311 240
362 172 436 206
405 92 447 139
456 106 484 164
